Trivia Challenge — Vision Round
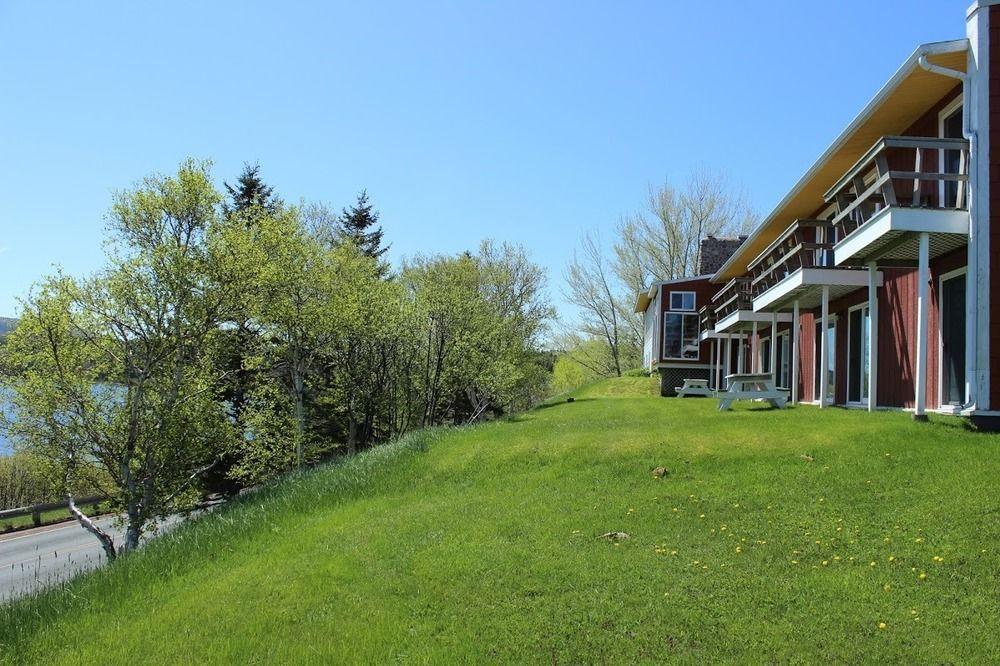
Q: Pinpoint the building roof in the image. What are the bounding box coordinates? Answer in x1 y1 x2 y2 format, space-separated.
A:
712 39 969 282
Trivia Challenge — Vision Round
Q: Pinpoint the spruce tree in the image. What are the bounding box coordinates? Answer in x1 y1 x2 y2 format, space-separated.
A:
223 163 280 216
338 190 389 272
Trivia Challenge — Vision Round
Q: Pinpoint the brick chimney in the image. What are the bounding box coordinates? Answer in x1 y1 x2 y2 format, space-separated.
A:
698 235 746 275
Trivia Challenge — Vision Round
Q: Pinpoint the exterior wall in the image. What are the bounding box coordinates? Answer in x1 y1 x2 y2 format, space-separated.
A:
785 78 969 410
642 299 656 371
655 278 717 365
990 4 1000 408
787 248 967 409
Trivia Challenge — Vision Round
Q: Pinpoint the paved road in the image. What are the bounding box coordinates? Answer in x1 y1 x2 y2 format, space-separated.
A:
0 514 182 603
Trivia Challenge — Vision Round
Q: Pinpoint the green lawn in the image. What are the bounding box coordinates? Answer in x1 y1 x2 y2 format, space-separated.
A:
2 377 999 663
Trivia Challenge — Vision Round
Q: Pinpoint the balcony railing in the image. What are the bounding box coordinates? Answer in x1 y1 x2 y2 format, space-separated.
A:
748 219 834 298
825 135 970 241
699 304 715 336
711 277 752 322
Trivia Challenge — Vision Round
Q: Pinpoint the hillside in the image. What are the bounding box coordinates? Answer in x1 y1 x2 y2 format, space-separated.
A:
2 377 1000 663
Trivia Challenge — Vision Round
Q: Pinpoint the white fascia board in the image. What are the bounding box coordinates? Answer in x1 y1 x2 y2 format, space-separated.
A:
712 38 970 283
715 309 792 333
833 207 970 265
752 268 881 311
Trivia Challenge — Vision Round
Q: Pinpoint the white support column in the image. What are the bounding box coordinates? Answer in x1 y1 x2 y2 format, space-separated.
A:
770 312 778 382
968 3 990 411
737 333 745 375
914 232 930 420
714 337 722 390
725 333 732 388
792 300 800 404
868 261 878 413
820 286 830 409
751 321 758 373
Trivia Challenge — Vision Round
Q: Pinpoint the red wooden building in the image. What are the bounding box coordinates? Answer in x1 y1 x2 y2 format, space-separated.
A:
640 2 1000 426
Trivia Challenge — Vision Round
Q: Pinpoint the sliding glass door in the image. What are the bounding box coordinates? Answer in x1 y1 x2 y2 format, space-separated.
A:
847 305 870 405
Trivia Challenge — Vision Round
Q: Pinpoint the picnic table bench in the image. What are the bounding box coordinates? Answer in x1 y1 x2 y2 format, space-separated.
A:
717 373 788 411
675 378 714 397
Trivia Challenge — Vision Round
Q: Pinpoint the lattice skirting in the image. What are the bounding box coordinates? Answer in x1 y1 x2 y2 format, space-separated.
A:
657 367 711 397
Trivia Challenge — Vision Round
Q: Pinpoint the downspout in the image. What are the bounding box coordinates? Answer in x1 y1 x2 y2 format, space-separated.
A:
917 54 978 412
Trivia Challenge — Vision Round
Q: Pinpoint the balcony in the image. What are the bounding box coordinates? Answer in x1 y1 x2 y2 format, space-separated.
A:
709 277 787 333
827 136 970 265
749 219 879 311
698 304 715 341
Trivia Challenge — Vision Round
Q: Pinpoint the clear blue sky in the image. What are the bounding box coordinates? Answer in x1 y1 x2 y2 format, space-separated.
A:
0 0 970 319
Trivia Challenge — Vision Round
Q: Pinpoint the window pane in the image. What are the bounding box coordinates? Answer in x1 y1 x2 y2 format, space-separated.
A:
664 313 699 359
670 292 695 311
663 313 682 358
681 314 698 359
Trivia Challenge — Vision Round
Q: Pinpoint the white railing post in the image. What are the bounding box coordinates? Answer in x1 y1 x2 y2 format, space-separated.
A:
820 286 830 408
792 300 800 404
868 261 879 413
914 232 930 420
751 321 758 372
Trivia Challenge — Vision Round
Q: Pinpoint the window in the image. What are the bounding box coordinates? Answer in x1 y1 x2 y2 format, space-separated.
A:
760 337 771 374
663 312 699 360
670 291 696 311
777 331 790 390
814 319 836 402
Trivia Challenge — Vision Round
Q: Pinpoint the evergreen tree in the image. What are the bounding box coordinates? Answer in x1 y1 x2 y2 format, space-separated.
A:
223 163 280 216
338 190 389 272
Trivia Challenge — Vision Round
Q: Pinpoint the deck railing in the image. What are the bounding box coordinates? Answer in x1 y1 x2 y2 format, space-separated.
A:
710 277 752 322
748 219 834 298
699 304 715 336
825 135 970 241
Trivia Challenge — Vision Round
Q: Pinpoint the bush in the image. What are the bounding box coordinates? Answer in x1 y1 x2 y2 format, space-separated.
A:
0 453 56 510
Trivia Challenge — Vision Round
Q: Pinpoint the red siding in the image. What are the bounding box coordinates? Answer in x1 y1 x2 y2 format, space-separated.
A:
656 278 718 365
782 246 966 410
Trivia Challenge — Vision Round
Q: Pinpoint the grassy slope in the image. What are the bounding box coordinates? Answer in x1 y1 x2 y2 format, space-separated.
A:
2 377 1000 663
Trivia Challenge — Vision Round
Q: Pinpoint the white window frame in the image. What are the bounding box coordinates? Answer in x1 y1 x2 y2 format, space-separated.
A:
776 330 790 390
669 291 696 312
759 335 771 374
813 316 837 404
662 311 700 361
937 266 968 411
845 302 871 406
938 94 964 207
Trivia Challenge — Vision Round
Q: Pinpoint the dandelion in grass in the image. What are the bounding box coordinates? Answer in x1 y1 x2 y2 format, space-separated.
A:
878 622 887 630
919 572 927 580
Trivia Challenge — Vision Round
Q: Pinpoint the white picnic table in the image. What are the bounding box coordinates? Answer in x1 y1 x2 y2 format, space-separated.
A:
675 378 714 397
717 373 788 411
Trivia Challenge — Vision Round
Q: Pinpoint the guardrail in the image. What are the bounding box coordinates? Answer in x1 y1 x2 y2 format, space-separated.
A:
825 135 970 241
0 495 103 527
